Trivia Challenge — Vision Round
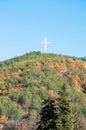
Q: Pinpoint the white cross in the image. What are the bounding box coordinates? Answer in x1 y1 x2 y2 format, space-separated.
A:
41 37 51 53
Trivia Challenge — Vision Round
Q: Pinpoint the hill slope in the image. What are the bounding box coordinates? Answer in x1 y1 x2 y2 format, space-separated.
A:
0 52 86 130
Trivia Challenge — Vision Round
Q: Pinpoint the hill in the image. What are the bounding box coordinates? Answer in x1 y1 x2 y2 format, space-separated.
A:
0 52 86 130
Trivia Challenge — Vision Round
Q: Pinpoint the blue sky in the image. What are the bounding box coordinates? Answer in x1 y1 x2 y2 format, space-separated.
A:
0 0 86 61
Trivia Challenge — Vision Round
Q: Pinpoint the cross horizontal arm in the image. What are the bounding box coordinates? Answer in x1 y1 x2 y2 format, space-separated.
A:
41 42 51 44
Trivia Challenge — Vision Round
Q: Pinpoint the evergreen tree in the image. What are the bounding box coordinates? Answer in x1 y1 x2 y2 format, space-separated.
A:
56 84 73 130
36 84 73 130
36 98 58 130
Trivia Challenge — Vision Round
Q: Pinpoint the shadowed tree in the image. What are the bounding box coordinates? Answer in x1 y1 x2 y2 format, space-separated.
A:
36 84 73 130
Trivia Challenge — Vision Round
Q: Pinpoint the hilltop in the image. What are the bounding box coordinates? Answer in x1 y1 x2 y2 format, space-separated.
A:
0 52 86 130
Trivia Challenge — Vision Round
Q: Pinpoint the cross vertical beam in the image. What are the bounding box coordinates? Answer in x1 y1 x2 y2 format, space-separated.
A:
41 37 51 53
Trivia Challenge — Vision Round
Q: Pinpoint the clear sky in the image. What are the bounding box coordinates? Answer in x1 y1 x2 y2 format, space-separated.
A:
0 0 86 61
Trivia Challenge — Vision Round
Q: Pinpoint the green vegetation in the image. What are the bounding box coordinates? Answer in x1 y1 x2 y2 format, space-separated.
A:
0 52 86 129
36 84 73 130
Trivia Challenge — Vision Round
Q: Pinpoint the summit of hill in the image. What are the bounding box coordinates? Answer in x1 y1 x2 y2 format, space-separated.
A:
0 51 86 130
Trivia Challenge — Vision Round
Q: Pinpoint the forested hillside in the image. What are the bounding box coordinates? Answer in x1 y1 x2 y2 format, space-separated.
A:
0 52 86 130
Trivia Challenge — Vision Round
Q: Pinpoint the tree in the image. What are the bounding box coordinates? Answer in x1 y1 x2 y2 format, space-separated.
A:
36 98 57 130
36 84 73 130
56 84 73 130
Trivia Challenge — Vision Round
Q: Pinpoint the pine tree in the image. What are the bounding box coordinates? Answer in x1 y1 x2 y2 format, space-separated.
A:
36 84 73 130
36 98 58 130
56 84 73 130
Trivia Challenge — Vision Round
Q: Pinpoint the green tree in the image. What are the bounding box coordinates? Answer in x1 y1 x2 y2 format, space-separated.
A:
56 84 73 130
36 98 57 130
36 84 73 130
